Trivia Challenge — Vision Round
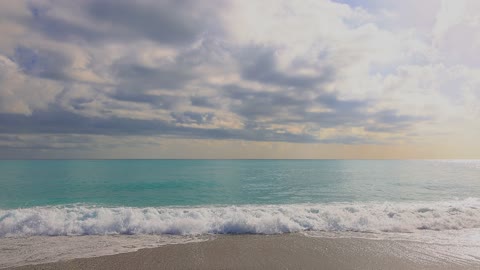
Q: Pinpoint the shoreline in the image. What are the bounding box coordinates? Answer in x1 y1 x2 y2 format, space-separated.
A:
8 234 480 270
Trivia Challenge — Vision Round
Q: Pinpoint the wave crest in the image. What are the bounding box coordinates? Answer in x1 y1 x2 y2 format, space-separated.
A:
1 199 480 236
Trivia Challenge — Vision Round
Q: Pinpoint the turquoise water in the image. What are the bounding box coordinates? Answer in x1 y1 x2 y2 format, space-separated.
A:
1 159 480 236
1 159 479 209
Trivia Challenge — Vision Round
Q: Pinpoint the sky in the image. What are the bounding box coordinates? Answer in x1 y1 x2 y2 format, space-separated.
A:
0 0 479 159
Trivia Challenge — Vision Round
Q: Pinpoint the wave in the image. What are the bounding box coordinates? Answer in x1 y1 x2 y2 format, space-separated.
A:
1 198 480 236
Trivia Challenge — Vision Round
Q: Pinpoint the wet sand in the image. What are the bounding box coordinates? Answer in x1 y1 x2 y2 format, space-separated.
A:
9 234 480 270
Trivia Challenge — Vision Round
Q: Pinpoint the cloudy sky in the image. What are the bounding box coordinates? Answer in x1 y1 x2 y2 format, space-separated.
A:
0 0 479 159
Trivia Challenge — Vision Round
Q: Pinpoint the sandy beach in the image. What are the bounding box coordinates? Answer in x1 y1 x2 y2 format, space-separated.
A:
8 234 480 270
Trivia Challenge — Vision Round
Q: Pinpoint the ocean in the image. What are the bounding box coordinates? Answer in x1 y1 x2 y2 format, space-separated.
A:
1 159 480 267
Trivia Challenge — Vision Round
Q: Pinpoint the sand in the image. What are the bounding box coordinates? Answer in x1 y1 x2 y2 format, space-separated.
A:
8 234 480 270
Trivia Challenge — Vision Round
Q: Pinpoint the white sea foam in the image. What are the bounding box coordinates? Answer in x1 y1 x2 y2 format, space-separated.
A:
1 198 480 237
0 235 209 269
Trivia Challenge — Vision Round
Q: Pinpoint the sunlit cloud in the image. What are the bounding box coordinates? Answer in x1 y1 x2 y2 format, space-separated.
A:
0 0 479 158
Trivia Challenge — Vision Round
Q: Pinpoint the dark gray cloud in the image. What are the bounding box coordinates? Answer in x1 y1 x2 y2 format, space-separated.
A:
28 0 224 45
111 92 183 110
87 1 213 45
315 94 368 112
170 111 215 125
27 4 104 42
68 97 96 111
107 58 193 109
105 38 231 107
0 108 318 143
111 61 194 90
222 83 431 135
240 46 334 88
0 134 94 150
13 46 71 81
299 94 372 127
224 84 372 128
190 95 219 108
225 86 305 119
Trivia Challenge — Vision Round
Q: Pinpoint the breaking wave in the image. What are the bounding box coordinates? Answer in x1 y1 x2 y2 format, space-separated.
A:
1 198 480 236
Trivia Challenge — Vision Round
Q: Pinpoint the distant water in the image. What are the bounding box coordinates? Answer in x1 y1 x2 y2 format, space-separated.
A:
1 159 480 236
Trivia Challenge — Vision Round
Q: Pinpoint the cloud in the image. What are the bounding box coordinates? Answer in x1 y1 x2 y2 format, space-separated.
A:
0 54 62 115
87 0 220 45
171 111 215 125
0 107 318 143
239 46 334 88
113 63 193 90
0 0 479 157
224 84 386 131
14 45 71 81
224 84 307 120
111 92 184 110
27 0 225 46
190 95 219 108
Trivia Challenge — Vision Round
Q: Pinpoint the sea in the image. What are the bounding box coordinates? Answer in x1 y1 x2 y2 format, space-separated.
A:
1 159 480 267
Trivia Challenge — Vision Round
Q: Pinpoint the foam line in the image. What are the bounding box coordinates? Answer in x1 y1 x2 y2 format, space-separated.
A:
1 198 480 236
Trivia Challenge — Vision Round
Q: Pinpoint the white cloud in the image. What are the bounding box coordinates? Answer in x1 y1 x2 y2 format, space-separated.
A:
433 0 480 67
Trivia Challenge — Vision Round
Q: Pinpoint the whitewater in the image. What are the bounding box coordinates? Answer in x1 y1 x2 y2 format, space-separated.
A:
2 198 480 237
